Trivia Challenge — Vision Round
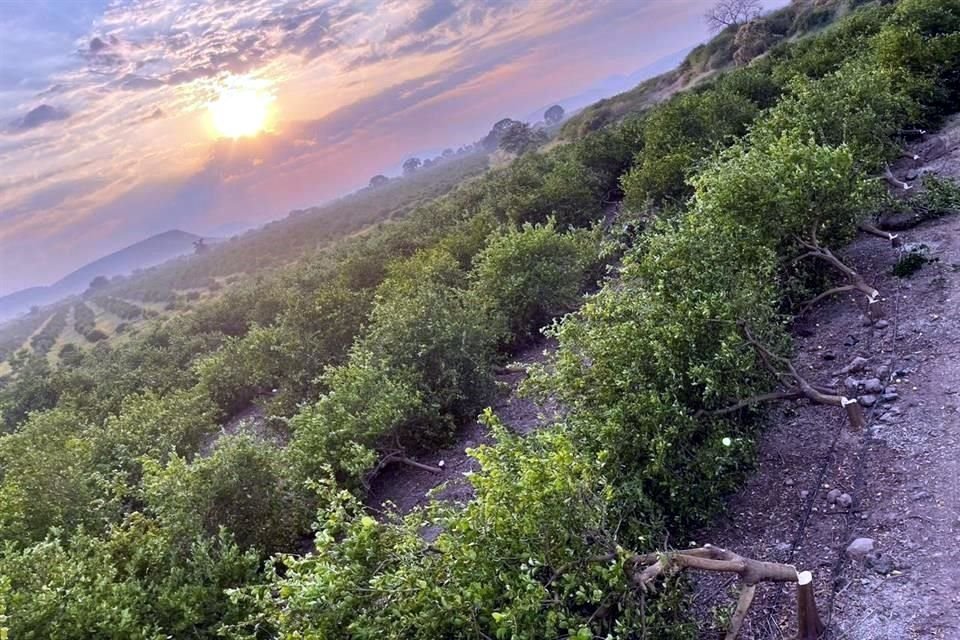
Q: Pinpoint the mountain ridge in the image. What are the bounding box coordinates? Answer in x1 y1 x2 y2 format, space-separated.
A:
0 229 207 321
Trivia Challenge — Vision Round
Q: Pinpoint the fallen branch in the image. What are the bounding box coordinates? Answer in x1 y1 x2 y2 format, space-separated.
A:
794 222 879 314
363 449 442 488
884 165 913 191
627 545 824 640
705 324 865 429
858 222 901 248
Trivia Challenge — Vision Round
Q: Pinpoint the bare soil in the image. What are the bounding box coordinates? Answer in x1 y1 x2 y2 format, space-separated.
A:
365 338 560 515
691 122 960 638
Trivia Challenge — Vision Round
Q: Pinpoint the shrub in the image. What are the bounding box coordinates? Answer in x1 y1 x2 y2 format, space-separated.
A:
469 222 599 345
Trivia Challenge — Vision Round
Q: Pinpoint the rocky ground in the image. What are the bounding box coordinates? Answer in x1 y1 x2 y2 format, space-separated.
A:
692 122 960 639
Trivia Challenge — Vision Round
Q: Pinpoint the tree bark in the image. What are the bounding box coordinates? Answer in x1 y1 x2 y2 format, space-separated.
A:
796 571 825 640
627 545 824 640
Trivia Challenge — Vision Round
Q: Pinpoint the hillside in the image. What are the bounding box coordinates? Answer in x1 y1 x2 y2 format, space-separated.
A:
561 0 850 139
2 1 959 638
0 230 205 320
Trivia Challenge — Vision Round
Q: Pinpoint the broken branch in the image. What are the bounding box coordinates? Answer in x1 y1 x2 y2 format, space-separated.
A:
627 545 821 640
858 222 901 248
884 165 913 191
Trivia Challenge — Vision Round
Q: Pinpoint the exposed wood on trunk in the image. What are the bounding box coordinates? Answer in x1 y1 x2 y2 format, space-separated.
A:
704 324 865 430
795 223 879 313
796 571 826 640
858 222 902 248
627 545 823 640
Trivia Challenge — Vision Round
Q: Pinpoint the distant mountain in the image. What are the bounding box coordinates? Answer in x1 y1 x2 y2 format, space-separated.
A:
0 230 205 321
523 46 693 123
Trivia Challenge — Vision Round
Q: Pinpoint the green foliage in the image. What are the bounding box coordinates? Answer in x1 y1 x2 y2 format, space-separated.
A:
621 89 760 208
289 348 423 482
0 409 110 546
142 436 311 553
72 301 97 340
231 422 695 640
29 307 68 357
915 174 960 218
93 296 143 320
0 514 259 639
3 3 960 637
757 61 923 168
470 222 599 345
892 245 935 277
874 0 960 120
0 352 59 430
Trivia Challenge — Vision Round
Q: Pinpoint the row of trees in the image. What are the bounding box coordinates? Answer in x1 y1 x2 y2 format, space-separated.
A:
1 1 959 636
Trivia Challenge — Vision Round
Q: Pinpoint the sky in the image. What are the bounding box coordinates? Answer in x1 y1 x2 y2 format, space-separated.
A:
0 0 782 296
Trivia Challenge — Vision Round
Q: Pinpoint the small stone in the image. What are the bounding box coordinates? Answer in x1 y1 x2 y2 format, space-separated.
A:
863 378 884 394
837 493 853 509
877 365 891 379
845 376 861 393
861 316 874 327
866 552 896 575
875 319 890 330
827 489 842 504
822 351 836 361
840 356 869 375
800 490 810 499
437 460 446 468
883 392 899 402
784 478 794 486
859 394 878 407
846 538 876 560
776 542 793 553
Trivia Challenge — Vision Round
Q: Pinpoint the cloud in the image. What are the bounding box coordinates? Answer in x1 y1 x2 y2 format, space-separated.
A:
8 104 70 132
0 0 762 296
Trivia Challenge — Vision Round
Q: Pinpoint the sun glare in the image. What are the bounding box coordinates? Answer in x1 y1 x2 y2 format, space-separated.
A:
208 87 273 139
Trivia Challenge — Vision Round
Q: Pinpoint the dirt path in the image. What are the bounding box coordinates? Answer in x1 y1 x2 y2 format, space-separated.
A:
692 126 960 638
366 338 560 515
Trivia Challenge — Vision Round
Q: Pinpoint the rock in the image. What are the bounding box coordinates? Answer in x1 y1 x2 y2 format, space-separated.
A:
837 493 853 509
776 542 793 553
879 412 898 423
822 351 836 361
861 315 874 327
863 378 884 394
859 394 878 407
883 391 899 402
784 478 794 486
838 356 869 375
877 365 891 379
827 488 842 504
847 538 876 560
843 335 859 347
800 490 810 499
866 552 896 575
845 376 861 393
874 319 890 330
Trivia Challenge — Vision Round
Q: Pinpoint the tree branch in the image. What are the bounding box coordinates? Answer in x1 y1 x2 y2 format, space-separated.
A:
884 165 913 191
627 545 816 640
858 222 901 248
725 584 757 640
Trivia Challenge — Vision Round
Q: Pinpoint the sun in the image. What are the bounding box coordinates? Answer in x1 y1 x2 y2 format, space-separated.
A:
208 87 273 139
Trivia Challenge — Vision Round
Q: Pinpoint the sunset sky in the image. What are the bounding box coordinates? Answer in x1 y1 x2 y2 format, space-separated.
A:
0 0 784 295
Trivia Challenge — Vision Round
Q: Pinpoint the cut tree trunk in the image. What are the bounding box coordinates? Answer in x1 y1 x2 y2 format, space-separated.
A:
628 545 824 640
